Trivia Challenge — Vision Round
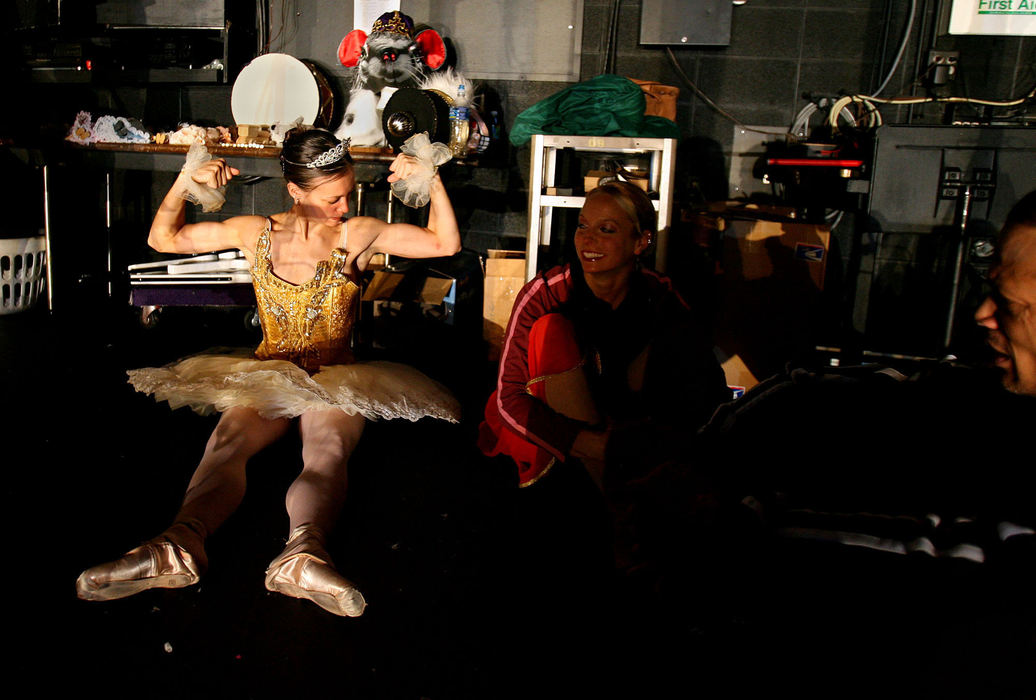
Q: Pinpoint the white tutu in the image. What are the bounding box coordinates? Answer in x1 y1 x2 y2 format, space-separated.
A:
127 348 460 422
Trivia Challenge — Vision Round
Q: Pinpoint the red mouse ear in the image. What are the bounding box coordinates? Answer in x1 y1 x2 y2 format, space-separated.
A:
338 30 368 67
414 29 445 69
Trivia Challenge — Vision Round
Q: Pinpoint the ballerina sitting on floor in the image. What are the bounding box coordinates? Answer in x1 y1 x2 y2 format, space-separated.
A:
75 128 461 616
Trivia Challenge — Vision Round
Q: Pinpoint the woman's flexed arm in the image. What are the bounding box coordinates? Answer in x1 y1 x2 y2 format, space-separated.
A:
347 154 461 265
148 158 260 255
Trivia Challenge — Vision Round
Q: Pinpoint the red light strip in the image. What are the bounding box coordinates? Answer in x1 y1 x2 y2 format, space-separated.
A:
767 158 864 167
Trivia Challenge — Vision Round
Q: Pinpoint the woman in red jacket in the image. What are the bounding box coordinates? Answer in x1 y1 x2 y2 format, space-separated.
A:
479 181 729 490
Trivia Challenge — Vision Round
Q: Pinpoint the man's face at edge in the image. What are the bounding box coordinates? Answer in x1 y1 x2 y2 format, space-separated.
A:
975 224 1036 397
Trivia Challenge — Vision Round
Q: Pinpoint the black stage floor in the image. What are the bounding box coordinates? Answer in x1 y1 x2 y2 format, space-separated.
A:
4 299 1034 699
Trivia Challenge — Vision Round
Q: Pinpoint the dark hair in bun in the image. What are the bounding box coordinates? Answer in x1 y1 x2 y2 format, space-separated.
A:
279 128 354 190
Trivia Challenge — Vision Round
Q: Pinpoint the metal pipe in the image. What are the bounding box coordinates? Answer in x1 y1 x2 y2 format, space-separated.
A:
355 181 366 216
42 164 54 311
944 184 972 349
384 189 395 267
106 170 113 298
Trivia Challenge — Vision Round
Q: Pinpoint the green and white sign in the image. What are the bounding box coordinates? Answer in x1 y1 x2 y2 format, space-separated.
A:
949 0 1036 34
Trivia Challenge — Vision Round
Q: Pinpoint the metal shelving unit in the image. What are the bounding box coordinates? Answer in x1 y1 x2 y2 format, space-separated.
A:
525 134 677 281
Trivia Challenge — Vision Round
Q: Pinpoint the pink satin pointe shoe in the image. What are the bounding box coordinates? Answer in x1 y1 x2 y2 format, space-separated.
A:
76 523 207 602
264 525 367 617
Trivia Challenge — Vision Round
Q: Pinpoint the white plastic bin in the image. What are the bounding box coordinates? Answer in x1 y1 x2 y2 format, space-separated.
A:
0 235 47 314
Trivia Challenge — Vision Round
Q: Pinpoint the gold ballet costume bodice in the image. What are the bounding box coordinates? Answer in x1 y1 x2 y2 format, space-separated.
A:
127 221 459 422
251 223 360 373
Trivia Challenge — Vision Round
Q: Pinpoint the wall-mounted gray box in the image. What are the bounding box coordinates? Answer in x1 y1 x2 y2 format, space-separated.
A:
640 0 731 46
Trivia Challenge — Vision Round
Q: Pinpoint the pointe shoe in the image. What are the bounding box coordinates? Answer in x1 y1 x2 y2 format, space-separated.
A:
76 533 205 601
264 526 367 617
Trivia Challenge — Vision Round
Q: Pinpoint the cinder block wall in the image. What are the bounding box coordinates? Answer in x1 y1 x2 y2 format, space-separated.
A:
475 0 1036 255
11 1 1034 258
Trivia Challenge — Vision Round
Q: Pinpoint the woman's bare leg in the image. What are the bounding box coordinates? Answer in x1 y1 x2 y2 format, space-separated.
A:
77 406 291 601
171 406 293 553
287 408 365 534
544 369 606 489
264 409 368 617
542 367 601 426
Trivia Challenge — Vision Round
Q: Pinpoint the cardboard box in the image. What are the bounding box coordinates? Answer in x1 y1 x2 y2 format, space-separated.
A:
483 250 526 361
629 79 679 121
721 215 830 290
363 268 457 322
362 269 454 304
698 203 831 394
715 348 758 401
235 124 272 144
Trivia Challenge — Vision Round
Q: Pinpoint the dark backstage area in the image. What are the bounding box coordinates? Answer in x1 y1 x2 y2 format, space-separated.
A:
3 0 1036 697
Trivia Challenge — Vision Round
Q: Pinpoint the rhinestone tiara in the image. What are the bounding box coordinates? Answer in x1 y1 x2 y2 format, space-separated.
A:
306 139 350 169
279 137 352 169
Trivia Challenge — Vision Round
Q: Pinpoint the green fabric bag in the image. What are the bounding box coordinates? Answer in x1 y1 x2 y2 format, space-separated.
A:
509 74 681 146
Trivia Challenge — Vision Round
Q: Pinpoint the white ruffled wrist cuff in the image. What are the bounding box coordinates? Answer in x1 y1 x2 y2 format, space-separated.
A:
391 132 452 208
179 143 227 213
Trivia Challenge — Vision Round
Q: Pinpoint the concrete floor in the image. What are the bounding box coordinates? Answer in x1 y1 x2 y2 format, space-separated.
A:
3 299 665 698
4 295 1034 699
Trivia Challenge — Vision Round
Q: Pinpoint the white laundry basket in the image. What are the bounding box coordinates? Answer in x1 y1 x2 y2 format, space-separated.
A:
0 235 47 314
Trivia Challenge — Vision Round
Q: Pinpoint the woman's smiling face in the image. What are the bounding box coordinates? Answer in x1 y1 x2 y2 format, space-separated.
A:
574 191 650 278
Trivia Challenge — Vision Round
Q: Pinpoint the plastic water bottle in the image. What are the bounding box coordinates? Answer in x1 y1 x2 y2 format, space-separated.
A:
489 110 500 139
449 84 470 158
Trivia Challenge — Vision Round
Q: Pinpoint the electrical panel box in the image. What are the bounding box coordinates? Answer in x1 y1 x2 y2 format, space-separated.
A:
640 0 732 46
861 125 1036 357
867 125 1036 235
